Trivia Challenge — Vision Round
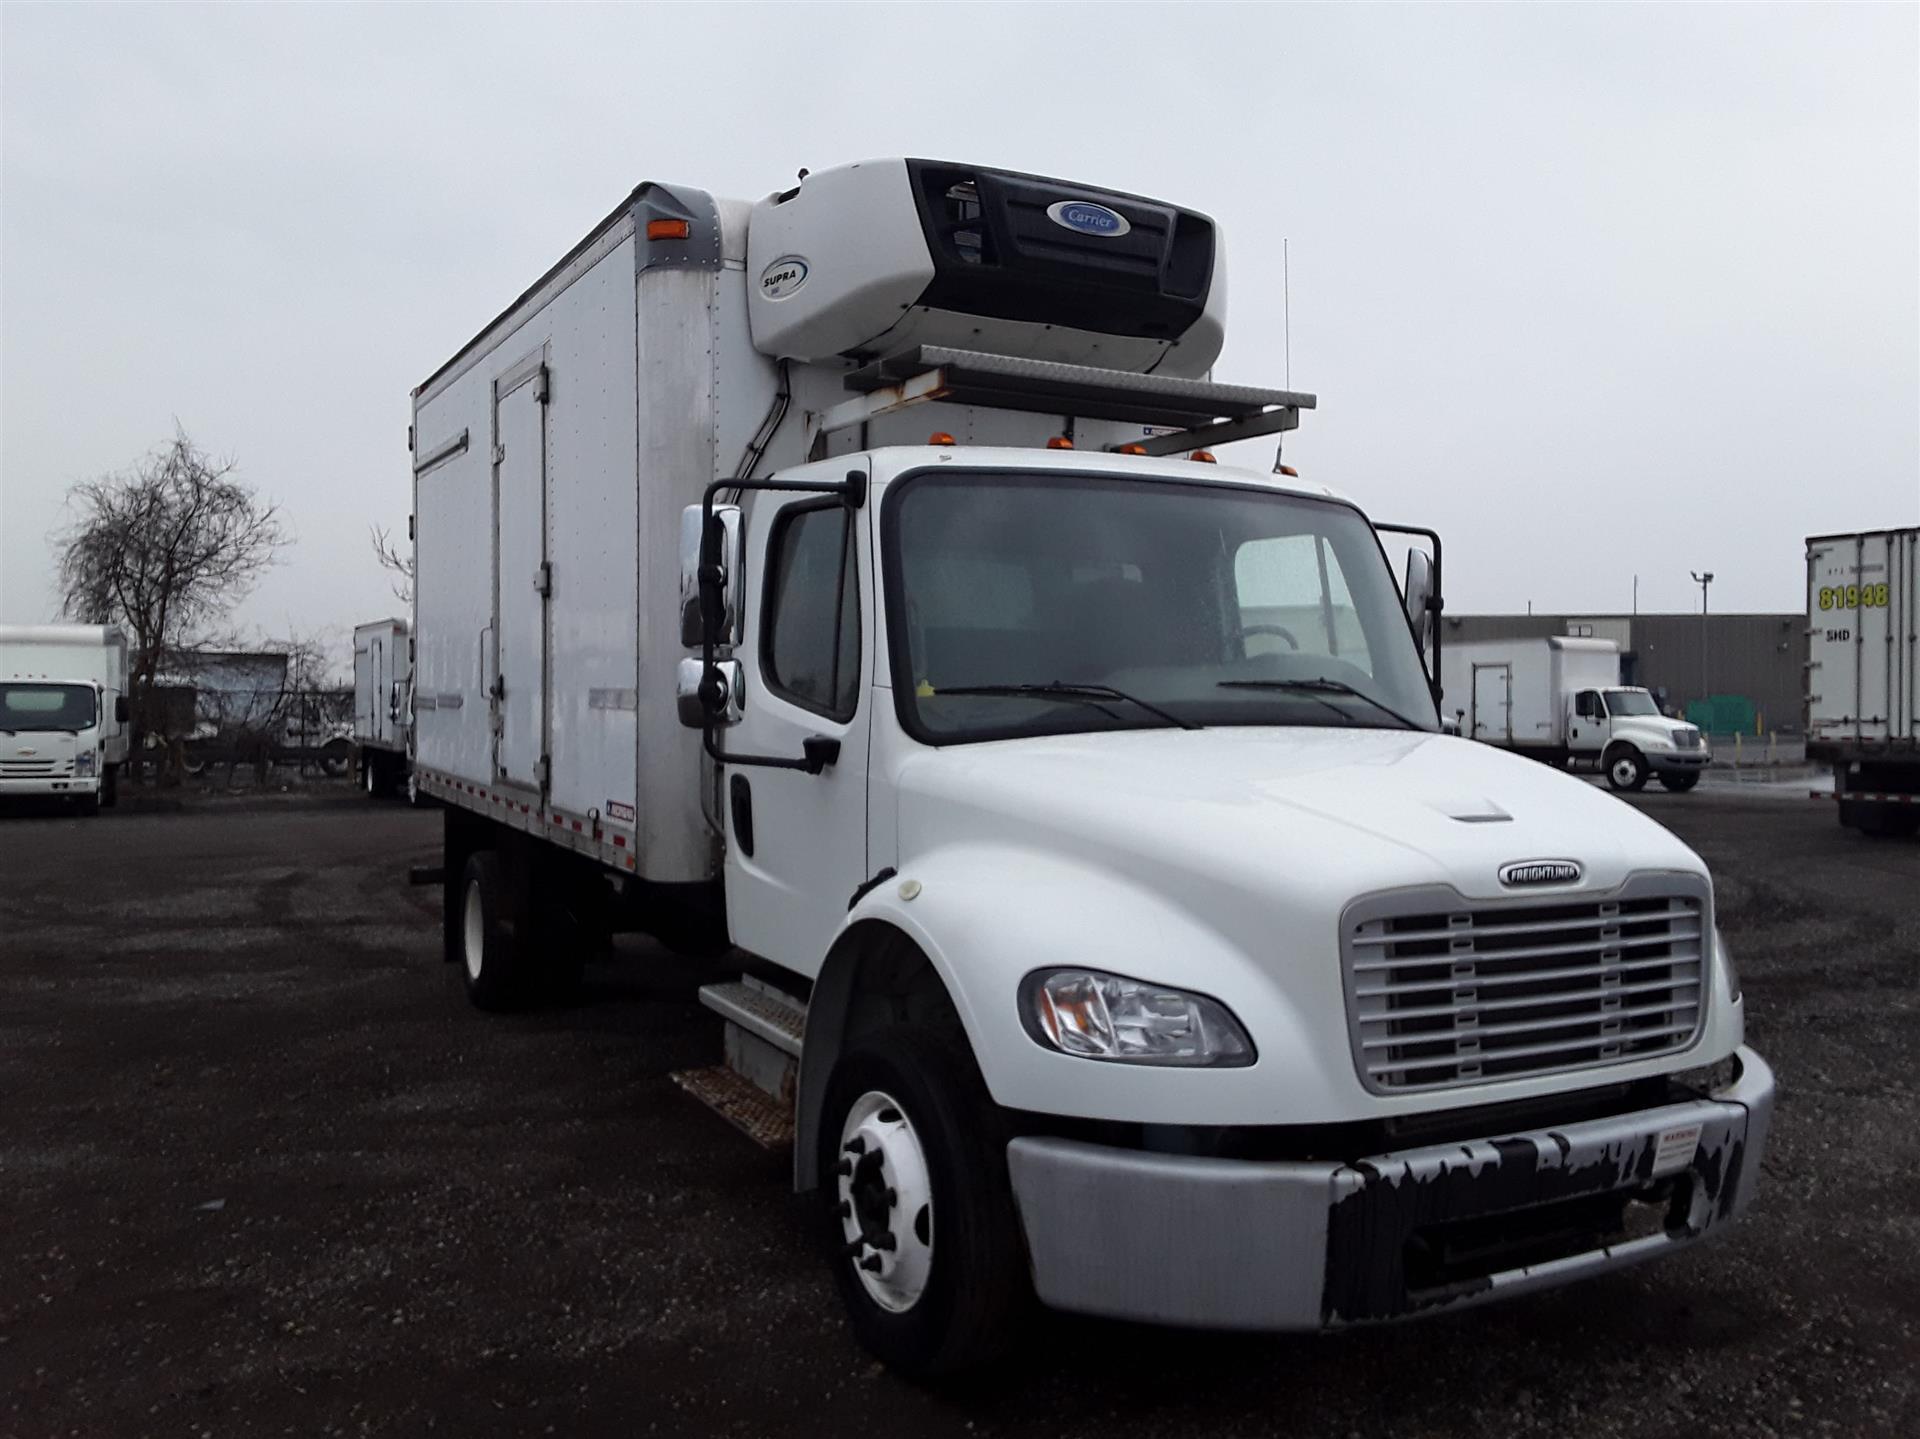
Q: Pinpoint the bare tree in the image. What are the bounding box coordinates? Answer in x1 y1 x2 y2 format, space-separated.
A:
371 524 414 605
56 427 289 776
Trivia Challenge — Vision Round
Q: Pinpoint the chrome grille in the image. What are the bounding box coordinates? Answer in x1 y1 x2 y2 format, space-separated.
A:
1 758 67 777
1675 728 1703 750
1342 881 1707 1093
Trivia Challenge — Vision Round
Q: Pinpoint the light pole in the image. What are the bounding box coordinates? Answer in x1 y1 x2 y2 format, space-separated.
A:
1689 570 1714 712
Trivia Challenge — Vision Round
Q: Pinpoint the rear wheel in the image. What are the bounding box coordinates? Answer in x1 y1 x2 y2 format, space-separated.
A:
1658 770 1700 793
1605 746 1649 792
457 851 536 1011
818 1028 1030 1376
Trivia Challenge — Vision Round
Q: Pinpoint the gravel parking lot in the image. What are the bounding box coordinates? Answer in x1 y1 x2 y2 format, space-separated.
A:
2 788 1915 1438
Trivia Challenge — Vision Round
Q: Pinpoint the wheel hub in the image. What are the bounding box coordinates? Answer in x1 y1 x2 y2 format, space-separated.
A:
836 1089 934 1313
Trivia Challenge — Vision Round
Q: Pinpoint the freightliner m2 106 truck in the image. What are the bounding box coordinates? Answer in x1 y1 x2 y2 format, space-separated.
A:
408 160 1772 1373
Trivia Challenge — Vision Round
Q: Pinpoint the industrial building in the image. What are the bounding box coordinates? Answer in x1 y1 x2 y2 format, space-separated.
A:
1443 612 1805 734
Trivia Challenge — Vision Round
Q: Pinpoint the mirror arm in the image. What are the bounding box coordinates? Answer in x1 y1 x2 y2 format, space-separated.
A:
699 470 865 774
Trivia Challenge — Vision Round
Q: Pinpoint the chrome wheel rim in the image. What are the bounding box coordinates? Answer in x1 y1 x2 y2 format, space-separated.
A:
836 1089 934 1313
1612 756 1638 787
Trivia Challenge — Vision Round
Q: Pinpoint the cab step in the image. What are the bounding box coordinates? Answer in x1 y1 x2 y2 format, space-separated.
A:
670 1065 795 1150
672 976 808 1150
697 977 806 1056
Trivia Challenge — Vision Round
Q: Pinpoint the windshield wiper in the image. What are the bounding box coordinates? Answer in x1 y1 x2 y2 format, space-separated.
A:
1216 677 1422 731
934 682 1201 732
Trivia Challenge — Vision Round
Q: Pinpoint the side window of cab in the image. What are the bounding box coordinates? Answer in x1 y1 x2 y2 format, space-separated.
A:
762 502 861 720
1575 690 1600 719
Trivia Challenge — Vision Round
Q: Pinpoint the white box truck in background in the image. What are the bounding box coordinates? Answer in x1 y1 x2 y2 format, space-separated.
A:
1440 635 1712 792
0 624 131 813
1806 527 1919 837
408 158 1769 1373
353 617 412 799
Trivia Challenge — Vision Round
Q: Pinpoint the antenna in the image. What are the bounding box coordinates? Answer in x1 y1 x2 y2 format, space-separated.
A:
1282 238 1291 389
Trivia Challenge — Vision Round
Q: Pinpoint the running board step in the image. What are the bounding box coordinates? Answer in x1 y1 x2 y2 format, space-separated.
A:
698 978 806 1056
670 1066 795 1151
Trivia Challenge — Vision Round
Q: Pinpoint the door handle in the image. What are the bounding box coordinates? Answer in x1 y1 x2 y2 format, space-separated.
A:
800 735 841 773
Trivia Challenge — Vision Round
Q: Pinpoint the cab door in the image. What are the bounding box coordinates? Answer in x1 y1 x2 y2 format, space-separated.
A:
1568 689 1605 755
721 469 872 975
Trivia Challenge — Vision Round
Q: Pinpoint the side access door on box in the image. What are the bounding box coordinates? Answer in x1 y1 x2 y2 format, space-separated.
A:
491 354 551 796
1470 662 1513 745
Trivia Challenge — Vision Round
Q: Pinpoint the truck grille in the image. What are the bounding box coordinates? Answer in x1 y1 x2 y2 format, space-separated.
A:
1 758 68 778
1341 880 1708 1093
1675 728 1703 750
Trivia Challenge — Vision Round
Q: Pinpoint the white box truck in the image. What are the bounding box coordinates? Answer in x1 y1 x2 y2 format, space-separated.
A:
1806 527 1919 837
0 623 131 813
353 617 413 799
408 159 1770 1373
1440 635 1712 792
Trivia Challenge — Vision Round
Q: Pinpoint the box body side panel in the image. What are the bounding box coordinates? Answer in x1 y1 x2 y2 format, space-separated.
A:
545 237 642 834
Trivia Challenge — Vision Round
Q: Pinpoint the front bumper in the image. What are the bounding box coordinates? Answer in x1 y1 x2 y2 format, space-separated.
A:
1649 750 1712 774
1007 1045 1773 1330
0 774 98 798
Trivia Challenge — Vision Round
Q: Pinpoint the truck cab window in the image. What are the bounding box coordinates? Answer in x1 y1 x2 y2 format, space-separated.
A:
1232 534 1365 670
763 503 860 720
1576 691 1599 719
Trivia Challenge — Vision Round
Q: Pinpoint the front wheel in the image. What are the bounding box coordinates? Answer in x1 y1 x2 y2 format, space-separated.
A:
1658 770 1700 793
1605 746 1649 792
819 1028 1030 1377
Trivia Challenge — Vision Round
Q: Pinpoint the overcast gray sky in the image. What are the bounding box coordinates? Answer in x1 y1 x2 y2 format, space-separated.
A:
3 2 1915 671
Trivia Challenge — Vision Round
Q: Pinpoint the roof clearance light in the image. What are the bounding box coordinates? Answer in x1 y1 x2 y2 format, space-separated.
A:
1277 464 1300 477
1047 436 1075 450
1190 450 1217 463
1116 444 1148 456
646 219 691 241
928 432 956 446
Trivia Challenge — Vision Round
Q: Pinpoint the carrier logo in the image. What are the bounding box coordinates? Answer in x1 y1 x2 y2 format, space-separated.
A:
1499 859 1584 887
1046 200 1131 238
759 256 809 300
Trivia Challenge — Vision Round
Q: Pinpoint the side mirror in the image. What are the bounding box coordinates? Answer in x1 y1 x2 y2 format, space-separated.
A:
677 656 743 728
679 503 743 648
1402 548 1436 656
114 696 130 724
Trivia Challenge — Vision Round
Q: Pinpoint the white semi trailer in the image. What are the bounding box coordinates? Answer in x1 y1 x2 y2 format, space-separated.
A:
0 623 131 813
1806 527 1919 837
1440 635 1712 792
352 617 412 799
409 159 1771 1373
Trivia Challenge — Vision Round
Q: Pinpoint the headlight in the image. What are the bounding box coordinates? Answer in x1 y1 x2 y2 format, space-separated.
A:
1715 926 1741 1003
74 752 96 776
1020 969 1255 1067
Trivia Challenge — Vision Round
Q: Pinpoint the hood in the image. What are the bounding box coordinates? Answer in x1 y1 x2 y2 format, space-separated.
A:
895 726 1704 908
1612 716 1703 749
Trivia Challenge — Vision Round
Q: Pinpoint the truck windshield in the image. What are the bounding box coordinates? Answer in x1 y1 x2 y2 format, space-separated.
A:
1604 689 1661 717
883 471 1439 742
0 682 97 732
